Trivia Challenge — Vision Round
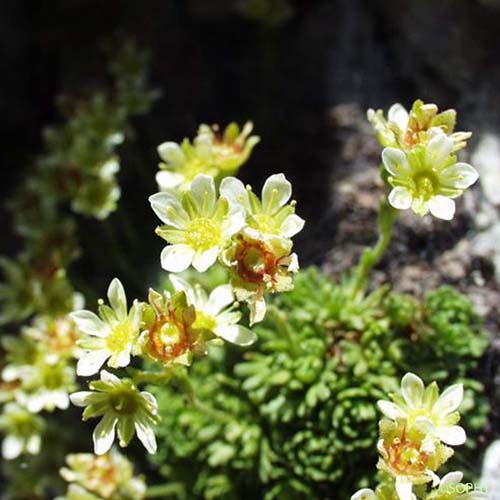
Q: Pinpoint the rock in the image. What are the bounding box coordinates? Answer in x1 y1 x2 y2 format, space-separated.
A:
472 133 500 206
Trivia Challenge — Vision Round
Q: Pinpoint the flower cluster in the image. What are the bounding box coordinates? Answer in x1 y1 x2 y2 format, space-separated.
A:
56 449 146 500
368 100 478 220
0 315 79 459
351 373 487 500
156 121 260 190
69 274 261 455
150 172 304 323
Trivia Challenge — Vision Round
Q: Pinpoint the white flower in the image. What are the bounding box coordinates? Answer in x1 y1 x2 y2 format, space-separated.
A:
170 275 256 346
59 449 147 499
378 372 466 446
70 370 160 455
220 173 304 239
70 278 141 377
149 174 245 273
0 403 44 460
351 489 376 500
383 131 478 220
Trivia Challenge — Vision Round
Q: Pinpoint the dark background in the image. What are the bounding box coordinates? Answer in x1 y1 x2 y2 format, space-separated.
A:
1 0 500 295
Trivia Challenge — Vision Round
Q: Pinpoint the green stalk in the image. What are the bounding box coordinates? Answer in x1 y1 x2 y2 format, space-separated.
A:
266 304 298 358
145 482 185 498
174 367 233 424
350 198 398 298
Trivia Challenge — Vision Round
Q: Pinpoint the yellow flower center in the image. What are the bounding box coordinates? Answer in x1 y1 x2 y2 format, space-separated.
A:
193 311 217 332
159 322 184 346
106 323 132 353
109 390 139 415
412 171 438 201
185 218 221 251
250 213 279 235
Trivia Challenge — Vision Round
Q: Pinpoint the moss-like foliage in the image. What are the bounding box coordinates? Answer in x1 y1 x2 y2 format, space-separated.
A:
149 267 489 499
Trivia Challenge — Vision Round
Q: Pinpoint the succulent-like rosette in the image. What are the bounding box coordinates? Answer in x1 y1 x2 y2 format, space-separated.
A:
0 403 44 460
377 372 466 447
377 418 453 500
220 173 304 240
71 278 142 377
368 99 471 152
155 122 259 191
150 174 244 273
170 275 256 346
382 131 478 220
59 449 146 499
70 370 160 455
140 289 209 366
221 228 299 324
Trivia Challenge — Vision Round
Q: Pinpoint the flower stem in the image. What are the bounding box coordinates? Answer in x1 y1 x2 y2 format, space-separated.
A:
174 368 233 424
145 482 185 498
128 367 175 386
351 198 398 298
266 304 298 358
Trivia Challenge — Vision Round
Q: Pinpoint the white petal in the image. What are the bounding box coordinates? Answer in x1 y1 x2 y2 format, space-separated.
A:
160 244 195 272
401 373 424 409
426 132 453 167
437 425 466 446
77 349 110 377
214 324 257 346
428 195 455 220
382 148 411 177
140 392 159 413
377 400 405 420
135 419 157 454
434 383 463 415
440 471 463 487
351 489 376 500
169 275 197 305
395 476 416 500
388 187 412 210
112 348 131 369
220 176 251 212
107 278 127 319
93 413 117 455
70 311 109 338
280 214 305 237
52 391 70 410
221 208 245 237
190 174 216 215
157 141 185 166
207 285 234 315
26 434 41 455
441 162 479 189
149 192 190 229
2 435 24 460
262 173 292 214
192 247 218 273
388 103 409 131
100 370 121 385
69 391 96 407
156 170 184 190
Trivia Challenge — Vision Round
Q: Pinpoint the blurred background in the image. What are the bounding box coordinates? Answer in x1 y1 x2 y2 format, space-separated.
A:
1 0 500 495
